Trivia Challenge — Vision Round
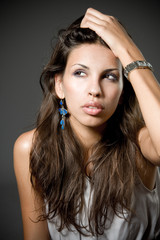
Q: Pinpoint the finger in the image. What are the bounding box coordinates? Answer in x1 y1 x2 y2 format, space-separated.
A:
80 19 118 54
81 19 105 39
90 8 119 24
83 8 118 28
81 13 106 29
86 8 106 21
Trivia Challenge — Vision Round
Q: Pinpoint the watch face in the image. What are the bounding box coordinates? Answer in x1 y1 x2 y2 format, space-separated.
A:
128 62 137 71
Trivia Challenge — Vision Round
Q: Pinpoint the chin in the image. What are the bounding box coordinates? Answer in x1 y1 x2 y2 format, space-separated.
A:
83 119 108 129
69 115 109 130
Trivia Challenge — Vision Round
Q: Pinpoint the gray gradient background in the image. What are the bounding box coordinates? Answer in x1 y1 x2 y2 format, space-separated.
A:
1 0 160 239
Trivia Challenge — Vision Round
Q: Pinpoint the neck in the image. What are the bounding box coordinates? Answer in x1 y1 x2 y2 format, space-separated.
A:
69 119 107 177
70 120 106 150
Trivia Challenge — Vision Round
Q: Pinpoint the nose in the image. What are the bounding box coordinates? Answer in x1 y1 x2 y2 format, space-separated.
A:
89 85 101 97
89 90 100 97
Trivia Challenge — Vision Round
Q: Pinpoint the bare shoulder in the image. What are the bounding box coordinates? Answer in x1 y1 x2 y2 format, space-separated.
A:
137 127 158 190
138 126 160 165
14 129 35 155
13 129 36 175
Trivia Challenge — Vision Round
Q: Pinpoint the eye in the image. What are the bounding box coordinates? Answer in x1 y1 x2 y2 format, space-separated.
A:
103 73 118 82
73 70 86 77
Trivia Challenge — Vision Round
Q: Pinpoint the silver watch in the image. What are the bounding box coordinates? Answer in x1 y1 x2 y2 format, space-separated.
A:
124 60 153 79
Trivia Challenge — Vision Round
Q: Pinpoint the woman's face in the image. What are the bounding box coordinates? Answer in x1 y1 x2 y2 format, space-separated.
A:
55 43 123 132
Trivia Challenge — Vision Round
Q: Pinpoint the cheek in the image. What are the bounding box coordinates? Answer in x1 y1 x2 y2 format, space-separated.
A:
63 83 80 99
62 82 84 110
106 85 123 104
63 77 87 98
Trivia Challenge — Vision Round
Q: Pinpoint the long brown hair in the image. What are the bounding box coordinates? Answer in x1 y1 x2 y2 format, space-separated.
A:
30 16 144 236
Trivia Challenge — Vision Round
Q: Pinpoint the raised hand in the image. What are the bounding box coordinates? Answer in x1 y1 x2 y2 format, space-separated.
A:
81 8 144 67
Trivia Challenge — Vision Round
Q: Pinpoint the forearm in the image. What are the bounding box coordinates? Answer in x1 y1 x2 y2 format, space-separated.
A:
121 47 160 157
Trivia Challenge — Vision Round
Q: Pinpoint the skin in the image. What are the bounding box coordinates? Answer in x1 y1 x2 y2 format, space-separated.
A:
14 8 160 239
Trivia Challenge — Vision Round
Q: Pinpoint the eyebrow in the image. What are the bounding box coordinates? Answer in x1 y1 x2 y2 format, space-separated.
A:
71 63 119 72
71 64 89 69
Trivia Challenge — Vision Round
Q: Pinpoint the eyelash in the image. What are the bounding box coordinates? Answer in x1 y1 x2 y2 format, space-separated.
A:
103 73 118 82
73 70 86 77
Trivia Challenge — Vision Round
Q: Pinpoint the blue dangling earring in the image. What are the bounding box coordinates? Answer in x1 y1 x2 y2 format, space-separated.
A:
59 99 68 130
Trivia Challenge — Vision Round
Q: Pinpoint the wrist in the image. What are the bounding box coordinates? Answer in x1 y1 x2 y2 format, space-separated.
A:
118 43 145 68
123 60 153 80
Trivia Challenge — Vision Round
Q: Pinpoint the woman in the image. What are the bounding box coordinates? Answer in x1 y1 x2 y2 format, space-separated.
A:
14 8 160 240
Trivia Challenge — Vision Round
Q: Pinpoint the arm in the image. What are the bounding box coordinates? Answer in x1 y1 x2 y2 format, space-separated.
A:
13 130 50 240
81 8 160 165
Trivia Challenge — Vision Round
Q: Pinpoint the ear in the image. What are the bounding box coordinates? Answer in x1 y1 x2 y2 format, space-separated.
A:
54 74 65 99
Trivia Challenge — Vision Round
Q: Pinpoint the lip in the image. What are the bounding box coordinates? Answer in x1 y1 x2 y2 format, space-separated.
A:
82 101 104 116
